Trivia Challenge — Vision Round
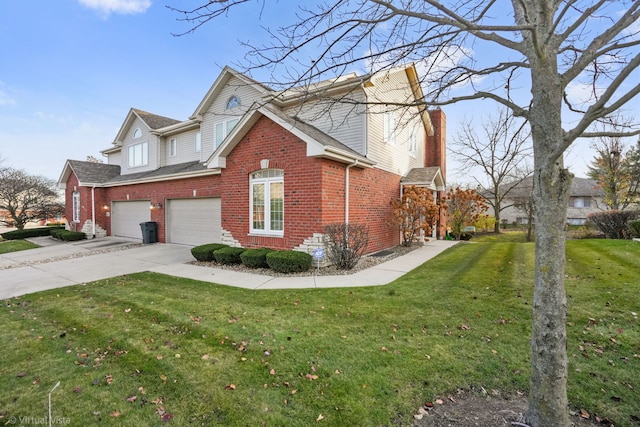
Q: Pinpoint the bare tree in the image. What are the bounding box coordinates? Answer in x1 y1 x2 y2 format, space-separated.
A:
587 119 639 210
0 167 61 230
451 109 532 232
172 2 640 425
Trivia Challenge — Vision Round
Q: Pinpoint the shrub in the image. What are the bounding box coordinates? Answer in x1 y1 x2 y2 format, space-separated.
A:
588 210 640 239
51 230 86 241
629 219 640 238
213 247 246 265
266 250 312 273
1 226 64 240
191 243 229 262
240 248 274 268
323 223 369 270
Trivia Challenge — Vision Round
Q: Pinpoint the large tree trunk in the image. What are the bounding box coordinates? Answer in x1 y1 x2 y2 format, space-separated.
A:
528 164 572 426
525 46 572 425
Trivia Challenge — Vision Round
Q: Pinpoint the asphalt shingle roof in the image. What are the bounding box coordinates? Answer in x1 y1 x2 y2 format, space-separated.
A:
133 108 181 130
68 160 121 184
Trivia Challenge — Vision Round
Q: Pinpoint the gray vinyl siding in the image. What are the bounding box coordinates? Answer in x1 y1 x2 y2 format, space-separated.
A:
121 117 158 175
365 70 425 175
165 129 202 166
200 75 264 158
107 151 122 166
284 92 367 155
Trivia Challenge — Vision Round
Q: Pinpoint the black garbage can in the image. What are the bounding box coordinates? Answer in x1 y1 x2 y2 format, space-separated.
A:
140 221 158 244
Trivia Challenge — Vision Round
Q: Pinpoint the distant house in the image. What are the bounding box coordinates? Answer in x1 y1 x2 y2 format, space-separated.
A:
58 64 447 255
491 177 605 226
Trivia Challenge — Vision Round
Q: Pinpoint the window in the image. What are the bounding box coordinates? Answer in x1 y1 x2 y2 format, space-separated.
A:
570 197 591 208
128 141 148 167
226 96 241 109
195 131 201 152
250 169 284 235
383 111 396 145
133 128 142 139
170 139 177 157
214 118 240 148
409 125 419 157
72 192 80 222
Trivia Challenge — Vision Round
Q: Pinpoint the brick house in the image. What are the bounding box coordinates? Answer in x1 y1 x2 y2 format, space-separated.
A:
58 64 446 255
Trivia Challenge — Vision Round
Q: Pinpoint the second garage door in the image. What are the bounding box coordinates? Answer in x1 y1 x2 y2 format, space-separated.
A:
166 198 221 246
111 200 151 240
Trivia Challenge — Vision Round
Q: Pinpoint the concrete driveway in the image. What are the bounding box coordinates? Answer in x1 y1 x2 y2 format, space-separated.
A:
0 237 194 299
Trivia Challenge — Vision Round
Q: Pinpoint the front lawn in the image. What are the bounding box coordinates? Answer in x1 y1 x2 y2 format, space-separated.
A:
1 237 638 426
0 240 40 254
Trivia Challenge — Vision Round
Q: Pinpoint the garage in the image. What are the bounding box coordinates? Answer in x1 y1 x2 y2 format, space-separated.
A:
166 198 221 246
111 200 151 240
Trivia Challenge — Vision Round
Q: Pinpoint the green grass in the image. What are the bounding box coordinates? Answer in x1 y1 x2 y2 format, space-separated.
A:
1 238 639 426
0 240 40 254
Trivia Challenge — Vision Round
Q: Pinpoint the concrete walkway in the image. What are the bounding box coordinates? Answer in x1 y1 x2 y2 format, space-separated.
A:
0 236 458 299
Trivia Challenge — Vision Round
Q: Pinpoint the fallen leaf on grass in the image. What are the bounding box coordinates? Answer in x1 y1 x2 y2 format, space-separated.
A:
316 414 324 421
127 395 137 403
580 409 590 419
32 378 40 385
110 411 120 417
16 372 26 378
201 354 210 360
270 369 276 375
225 384 237 390
305 374 319 380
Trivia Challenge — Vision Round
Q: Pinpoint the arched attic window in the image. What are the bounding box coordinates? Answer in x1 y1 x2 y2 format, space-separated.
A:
133 128 142 139
226 96 241 110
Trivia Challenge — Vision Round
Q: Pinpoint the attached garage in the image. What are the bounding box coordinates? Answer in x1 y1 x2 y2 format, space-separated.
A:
111 200 151 240
166 198 221 246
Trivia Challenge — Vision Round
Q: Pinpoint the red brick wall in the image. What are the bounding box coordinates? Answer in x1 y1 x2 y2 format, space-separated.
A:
103 175 222 242
427 109 448 237
222 115 401 253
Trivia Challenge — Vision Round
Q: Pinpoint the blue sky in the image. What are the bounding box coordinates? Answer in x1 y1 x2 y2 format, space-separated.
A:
0 0 611 183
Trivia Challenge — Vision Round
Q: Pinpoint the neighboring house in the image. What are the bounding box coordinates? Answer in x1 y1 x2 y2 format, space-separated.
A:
58 64 446 256
493 177 605 226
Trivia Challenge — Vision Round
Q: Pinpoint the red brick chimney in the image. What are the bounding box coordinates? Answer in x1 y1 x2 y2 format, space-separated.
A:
426 109 446 181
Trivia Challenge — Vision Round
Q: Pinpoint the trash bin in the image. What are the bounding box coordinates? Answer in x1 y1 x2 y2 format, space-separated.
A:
140 221 157 244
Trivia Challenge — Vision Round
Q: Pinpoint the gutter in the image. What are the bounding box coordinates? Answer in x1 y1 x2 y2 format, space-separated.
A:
91 185 96 238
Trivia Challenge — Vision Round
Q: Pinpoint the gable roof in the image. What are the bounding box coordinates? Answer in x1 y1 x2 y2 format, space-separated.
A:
108 108 182 149
205 104 375 169
402 166 445 191
58 160 121 188
497 176 605 199
58 160 216 189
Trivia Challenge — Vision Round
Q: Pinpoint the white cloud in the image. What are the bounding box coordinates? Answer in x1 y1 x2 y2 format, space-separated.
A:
78 0 151 15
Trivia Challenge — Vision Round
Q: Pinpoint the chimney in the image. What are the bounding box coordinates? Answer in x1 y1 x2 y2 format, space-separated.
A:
426 109 446 181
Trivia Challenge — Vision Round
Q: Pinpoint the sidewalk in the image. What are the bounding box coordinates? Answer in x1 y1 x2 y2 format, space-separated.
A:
0 237 459 299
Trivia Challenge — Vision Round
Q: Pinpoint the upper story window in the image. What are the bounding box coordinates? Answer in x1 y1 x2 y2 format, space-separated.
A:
170 138 177 157
570 197 591 208
128 141 148 167
133 128 142 139
383 111 396 145
409 125 419 157
250 169 284 236
215 118 240 148
226 96 241 110
195 131 202 152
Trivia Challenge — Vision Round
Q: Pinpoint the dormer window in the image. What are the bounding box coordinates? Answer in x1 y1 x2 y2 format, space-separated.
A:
226 96 241 110
133 128 142 139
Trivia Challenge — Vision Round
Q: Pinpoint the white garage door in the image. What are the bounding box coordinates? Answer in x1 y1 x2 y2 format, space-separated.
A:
111 201 150 240
166 198 221 246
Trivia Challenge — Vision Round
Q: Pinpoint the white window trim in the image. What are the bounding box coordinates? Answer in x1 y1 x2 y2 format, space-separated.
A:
215 118 240 148
170 138 177 157
250 169 284 236
72 192 80 222
409 125 419 157
195 131 202 153
383 111 396 145
128 141 148 168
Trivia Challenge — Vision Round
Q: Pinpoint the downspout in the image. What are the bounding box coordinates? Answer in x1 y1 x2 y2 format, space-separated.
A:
345 159 359 224
91 185 96 239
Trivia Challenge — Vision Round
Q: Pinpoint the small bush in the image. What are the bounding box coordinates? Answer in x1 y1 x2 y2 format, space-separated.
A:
240 248 274 268
266 250 312 273
191 243 229 262
1 226 64 240
588 210 640 239
629 219 640 238
213 247 246 265
323 223 369 270
52 230 86 241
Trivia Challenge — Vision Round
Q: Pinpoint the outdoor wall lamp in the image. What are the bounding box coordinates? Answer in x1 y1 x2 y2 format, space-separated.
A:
156 203 163 209
103 204 109 210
